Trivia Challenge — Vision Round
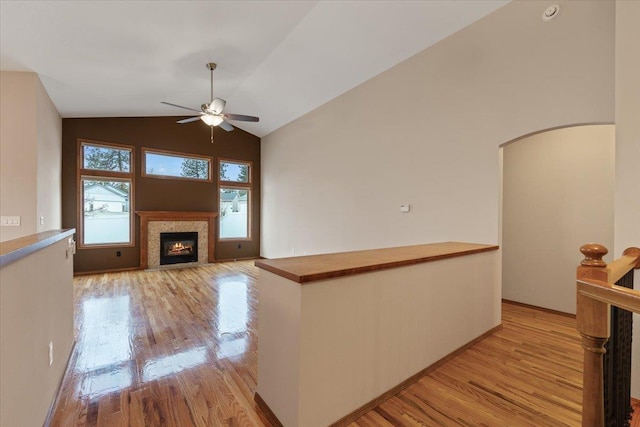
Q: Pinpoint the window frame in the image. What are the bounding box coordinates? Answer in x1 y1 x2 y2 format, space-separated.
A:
141 147 213 183
218 158 253 242
77 139 135 249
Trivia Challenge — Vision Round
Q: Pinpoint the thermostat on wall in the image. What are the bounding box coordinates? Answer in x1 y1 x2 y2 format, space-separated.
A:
400 204 410 213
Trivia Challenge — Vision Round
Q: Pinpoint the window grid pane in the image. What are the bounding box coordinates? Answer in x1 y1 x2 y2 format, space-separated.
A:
82 178 131 245
82 145 131 173
145 151 210 181
219 188 249 239
220 161 249 183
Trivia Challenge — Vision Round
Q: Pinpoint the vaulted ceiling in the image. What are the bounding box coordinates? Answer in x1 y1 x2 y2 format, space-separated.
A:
0 1 509 137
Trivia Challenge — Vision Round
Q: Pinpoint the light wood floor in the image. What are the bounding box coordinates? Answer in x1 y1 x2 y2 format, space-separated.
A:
50 261 638 426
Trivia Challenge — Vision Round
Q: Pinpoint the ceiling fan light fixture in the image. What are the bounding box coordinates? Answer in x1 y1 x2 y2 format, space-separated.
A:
207 98 226 115
200 114 223 127
162 62 258 136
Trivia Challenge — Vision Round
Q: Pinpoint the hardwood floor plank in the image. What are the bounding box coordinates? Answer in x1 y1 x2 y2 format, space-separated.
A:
632 399 640 427
379 394 456 427
426 370 541 426
350 410 395 427
403 380 508 426
49 263 635 426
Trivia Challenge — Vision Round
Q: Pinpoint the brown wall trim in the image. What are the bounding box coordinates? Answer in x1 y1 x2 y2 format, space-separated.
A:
502 299 576 319
254 392 283 427
43 340 76 427
328 324 503 426
74 266 141 276
72 258 259 275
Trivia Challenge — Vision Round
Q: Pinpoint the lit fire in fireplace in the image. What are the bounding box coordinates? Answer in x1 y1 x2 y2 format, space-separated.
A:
168 241 193 255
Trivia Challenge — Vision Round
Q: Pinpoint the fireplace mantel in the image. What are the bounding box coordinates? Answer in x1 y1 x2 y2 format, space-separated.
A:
136 211 218 269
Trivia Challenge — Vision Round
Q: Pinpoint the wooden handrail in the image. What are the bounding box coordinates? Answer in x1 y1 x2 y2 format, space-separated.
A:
577 278 640 315
576 243 640 427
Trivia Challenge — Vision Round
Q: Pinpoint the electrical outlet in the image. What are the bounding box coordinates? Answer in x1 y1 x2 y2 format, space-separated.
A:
66 238 76 258
48 341 53 366
237 243 242 249
40 216 45 225
116 251 121 257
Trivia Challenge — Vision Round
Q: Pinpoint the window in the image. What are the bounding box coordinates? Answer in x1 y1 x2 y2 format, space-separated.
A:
142 148 212 182
219 160 252 240
82 143 131 172
78 140 134 248
220 160 249 183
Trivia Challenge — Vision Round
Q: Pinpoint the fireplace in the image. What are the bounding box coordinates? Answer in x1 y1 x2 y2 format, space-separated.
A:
160 232 198 265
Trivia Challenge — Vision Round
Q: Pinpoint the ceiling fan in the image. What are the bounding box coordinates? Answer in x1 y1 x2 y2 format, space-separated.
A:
161 63 259 142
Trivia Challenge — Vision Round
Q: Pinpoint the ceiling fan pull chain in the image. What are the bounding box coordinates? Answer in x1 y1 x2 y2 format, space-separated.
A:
211 126 214 144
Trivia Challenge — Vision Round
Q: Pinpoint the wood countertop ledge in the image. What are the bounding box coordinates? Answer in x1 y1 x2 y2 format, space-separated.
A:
0 229 75 268
255 241 499 284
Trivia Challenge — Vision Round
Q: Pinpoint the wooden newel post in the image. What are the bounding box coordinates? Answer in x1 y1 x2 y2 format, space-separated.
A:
579 244 608 268
577 243 610 427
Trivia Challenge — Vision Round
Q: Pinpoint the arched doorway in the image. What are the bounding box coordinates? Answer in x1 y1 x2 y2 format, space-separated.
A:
500 124 614 314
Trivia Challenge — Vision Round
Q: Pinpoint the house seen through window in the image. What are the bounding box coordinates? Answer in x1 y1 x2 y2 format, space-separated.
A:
79 140 134 247
219 160 251 240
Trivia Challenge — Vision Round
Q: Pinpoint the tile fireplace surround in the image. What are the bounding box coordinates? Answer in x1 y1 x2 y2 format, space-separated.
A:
136 211 218 269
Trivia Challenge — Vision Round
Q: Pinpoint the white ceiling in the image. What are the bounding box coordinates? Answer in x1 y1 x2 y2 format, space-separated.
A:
0 1 509 137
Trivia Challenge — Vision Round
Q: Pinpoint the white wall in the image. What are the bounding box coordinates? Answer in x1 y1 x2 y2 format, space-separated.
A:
502 125 614 314
0 72 38 241
615 0 640 398
0 236 75 427
258 250 500 426
0 71 61 242
36 77 63 232
261 0 615 259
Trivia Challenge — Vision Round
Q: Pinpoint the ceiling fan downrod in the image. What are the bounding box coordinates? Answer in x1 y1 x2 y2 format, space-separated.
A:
207 63 216 105
208 63 216 144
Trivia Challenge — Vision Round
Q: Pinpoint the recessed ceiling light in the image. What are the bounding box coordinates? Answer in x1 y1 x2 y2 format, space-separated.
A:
542 5 560 22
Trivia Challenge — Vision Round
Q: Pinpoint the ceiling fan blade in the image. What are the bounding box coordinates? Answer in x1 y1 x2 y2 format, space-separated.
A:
161 101 201 113
223 113 259 122
176 116 202 124
209 98 226 114
219 120 235 132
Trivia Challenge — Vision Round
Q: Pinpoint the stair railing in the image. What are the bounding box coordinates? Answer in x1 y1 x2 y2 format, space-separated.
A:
576 243 640 427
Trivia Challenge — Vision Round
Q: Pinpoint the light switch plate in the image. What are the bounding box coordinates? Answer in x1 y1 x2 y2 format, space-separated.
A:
0 216 21 226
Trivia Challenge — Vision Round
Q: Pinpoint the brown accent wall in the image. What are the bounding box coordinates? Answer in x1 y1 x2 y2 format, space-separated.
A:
62 116 260 273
